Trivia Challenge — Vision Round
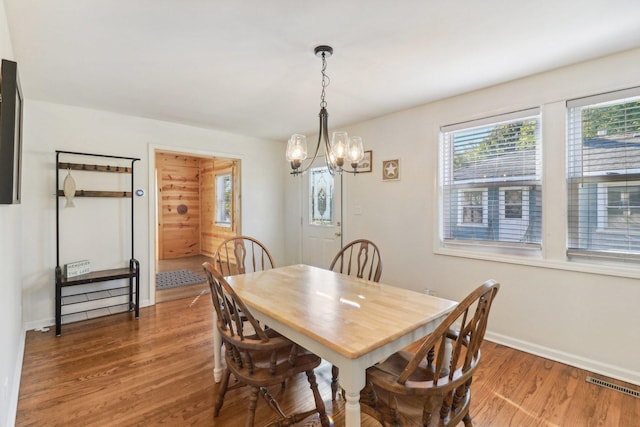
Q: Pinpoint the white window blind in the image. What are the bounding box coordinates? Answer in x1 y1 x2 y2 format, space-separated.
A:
567 88 640 262
440 109 542 248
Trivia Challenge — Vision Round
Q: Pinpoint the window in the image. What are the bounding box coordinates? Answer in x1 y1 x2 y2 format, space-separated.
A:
567 88 640 261
503 189 523 219
440 109 542 248
215 173 232 226
457 189 488 226
596 183 640 230
309 166 334 226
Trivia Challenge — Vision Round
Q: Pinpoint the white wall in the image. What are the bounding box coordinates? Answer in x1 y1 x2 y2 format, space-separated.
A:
21 100 286 330
286 48 640 385
0 0 23 425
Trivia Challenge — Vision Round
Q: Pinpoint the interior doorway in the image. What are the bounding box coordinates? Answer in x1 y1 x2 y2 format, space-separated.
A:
154 150 241 303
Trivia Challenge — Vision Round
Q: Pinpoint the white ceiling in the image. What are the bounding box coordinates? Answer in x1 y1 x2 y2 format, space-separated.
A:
5 1 640 142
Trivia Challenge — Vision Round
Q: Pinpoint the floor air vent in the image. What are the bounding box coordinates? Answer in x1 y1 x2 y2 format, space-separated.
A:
586 376 640 398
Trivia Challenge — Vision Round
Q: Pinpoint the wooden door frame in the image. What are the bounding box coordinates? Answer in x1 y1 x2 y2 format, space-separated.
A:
147 144 243 306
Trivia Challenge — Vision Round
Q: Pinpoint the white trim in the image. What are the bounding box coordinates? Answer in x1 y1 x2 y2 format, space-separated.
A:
486 331 640 386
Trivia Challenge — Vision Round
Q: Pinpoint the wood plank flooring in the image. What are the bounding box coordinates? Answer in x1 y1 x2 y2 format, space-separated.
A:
17 292 640 426
155 255 212 303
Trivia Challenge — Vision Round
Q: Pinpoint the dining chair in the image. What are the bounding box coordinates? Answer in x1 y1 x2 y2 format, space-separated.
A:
329 238 383 282
359 280 500 427
328 238 383 400
212 235 275 276
203 262 330 427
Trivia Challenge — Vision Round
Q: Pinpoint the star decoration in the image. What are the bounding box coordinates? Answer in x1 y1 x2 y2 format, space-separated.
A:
385 162 397 177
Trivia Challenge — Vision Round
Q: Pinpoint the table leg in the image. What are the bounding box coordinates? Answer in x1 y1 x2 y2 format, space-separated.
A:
343 389 361 426
212 310 223 382
338 365 365 427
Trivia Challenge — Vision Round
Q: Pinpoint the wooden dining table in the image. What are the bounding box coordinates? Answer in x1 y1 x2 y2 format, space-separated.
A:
214 264 458 427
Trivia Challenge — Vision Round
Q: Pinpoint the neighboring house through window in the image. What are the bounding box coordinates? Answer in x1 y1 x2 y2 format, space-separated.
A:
440 108 542 249
567 88 640 261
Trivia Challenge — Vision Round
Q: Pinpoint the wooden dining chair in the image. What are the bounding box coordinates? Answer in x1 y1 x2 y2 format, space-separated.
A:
359 280 500 427
329 238 382 282
212 235 275 276
203 262 330 427
328 238 383 400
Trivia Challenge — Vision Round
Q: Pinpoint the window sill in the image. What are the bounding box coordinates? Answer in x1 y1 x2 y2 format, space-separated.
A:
434 246 640 280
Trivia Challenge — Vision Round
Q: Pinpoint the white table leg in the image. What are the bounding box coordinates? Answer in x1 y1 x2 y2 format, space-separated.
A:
343 389 361 426
212 310 223 382
339 364 365 427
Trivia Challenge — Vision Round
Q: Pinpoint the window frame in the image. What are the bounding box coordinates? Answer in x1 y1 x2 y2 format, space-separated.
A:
566 87 640 262
440 108 542 252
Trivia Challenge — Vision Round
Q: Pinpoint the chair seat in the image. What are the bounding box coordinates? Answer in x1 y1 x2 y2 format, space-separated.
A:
226 345 322 387
374 350 439 382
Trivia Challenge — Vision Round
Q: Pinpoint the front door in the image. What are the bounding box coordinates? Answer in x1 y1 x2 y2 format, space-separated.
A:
498 187 529 242
301 158 342 268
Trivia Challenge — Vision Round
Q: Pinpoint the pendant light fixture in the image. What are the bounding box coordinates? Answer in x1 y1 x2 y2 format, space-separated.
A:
286 45 365 175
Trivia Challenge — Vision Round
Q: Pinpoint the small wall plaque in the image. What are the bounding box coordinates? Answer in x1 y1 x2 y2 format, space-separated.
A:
382 159 400 181
64 259 91 278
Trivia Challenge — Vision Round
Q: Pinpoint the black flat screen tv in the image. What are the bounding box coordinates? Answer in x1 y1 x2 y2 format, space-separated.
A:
0 59 23 204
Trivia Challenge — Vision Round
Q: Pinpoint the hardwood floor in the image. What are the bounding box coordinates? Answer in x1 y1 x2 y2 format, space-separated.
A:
17 293 640 426
155 255 212 303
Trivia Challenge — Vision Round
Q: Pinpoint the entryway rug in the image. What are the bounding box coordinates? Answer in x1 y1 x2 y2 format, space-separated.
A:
156 269 207 290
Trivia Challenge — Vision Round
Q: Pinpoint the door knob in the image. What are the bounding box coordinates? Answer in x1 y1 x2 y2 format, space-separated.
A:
335 232 342 237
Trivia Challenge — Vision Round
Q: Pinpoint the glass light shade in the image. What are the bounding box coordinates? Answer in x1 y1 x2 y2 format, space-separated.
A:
330 131 349 167
286 134 308 162
347 136 364 163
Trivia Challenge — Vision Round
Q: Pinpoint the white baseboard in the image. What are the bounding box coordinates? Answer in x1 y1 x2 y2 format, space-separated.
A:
6 329 26 427
22 299 152 333
23 317 55 332
485 331 640 386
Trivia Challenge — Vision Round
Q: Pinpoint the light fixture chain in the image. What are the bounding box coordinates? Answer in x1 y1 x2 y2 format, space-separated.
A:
320 53 330 109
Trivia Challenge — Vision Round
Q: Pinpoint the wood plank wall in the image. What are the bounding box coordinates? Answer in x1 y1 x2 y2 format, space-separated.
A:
157 153 201 259
157 152 239 260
